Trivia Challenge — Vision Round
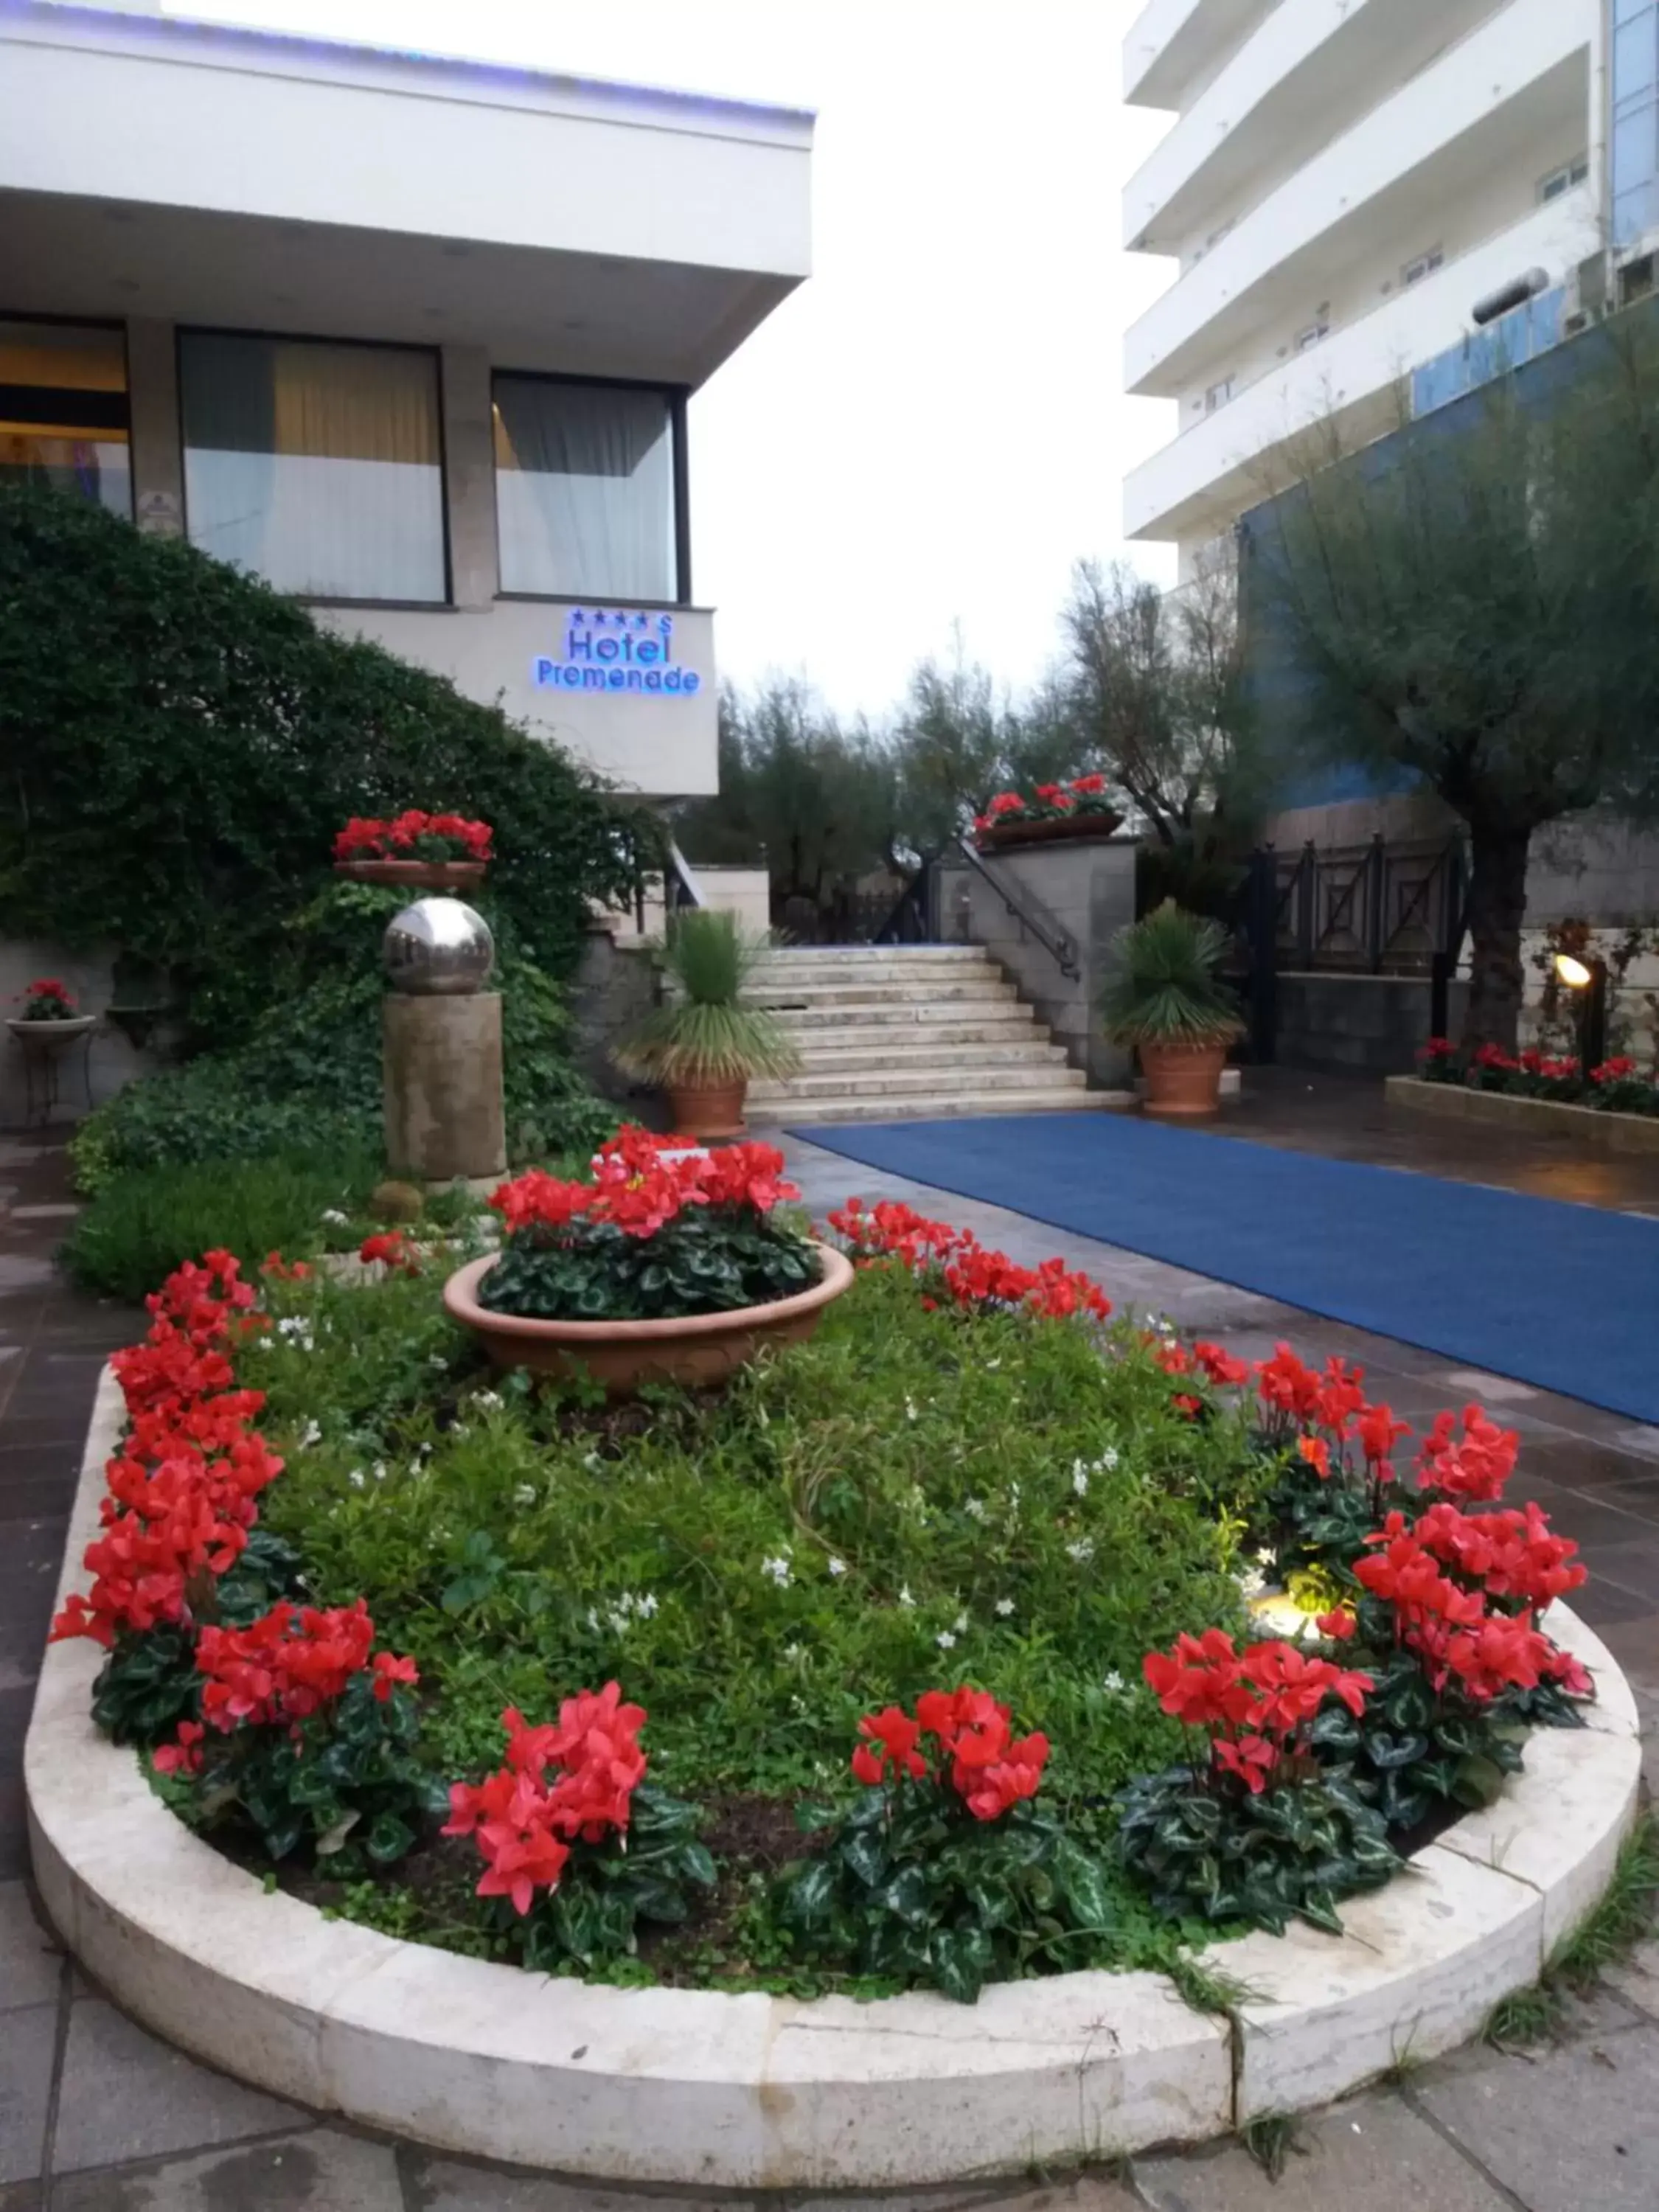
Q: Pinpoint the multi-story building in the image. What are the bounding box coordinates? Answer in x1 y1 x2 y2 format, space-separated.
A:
0 0 813 801
1120 0 1631 582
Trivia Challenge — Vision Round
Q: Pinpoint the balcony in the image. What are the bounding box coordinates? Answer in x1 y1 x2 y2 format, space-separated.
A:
1124 0 1592 398
1122 0 1278 111
1124 0 1501 254
1123 187 1599 544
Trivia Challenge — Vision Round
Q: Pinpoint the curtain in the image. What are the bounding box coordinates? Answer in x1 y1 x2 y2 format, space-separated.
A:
493 376 674 601
180 334 445 602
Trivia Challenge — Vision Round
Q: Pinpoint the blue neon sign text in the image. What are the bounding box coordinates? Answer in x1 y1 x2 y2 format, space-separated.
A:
533 608 702 697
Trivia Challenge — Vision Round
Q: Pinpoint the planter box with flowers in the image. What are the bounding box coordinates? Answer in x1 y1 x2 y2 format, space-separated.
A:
973 776 1124 852
1388 1040 1659 1155
7 975 98 1046
443 1125 852 1393
333 811 493 891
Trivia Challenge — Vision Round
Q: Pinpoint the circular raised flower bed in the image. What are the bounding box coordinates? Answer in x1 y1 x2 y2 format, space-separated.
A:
976 811 1124 852
442 1239 854 1393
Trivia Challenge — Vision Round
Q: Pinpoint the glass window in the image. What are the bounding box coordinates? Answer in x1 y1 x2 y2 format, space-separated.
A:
179 333 445 602
0 319 131 516
493 375 676 601
1403 247 1444 287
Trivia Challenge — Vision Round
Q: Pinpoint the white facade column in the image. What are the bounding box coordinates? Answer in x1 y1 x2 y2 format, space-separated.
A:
439 344 498 610
124 316 184 538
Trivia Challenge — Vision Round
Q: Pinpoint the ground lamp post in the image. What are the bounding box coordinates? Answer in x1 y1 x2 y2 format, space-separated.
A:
382 897 507 1186
1554 950 1609 1075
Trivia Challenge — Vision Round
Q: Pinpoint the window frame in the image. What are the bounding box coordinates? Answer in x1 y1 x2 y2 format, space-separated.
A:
488 366 692 609
174 324 452 610
1539 154 1591 203
0 309 134 519
1402 247 1446 288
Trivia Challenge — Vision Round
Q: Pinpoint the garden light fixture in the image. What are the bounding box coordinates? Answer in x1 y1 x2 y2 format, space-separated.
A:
1553 950 1608 1073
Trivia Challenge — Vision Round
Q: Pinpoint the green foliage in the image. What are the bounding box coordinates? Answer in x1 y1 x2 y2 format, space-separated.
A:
512 1784 717 1973
62 1150 378 1301
613 910 801 1085
1242 2113 1302 2181
1307 1643 1526 1832
777 1784 1139 2004
0 482 648 1051
1099 901 1244 1048
1117 1759 1401 1937
183 1674 446 1869
91 1627 202 1748
480 1210 820 1323
68 882 613 1192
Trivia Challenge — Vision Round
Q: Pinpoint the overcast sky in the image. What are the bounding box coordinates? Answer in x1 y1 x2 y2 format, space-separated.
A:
168 0 1179 714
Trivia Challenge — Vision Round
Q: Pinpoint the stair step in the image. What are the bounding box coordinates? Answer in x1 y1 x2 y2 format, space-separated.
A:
771 1001 1037 1032
750 1088 1133 1125
751 979 1015 1007
754 944 987 964
754 958 1001 990
773 1015 1044 1047
751 1063 1087 1102
769 1039 1069 1073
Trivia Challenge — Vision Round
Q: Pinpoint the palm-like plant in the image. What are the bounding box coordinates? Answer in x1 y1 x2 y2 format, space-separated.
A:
613 910 803 1086
1099 900 1242 1047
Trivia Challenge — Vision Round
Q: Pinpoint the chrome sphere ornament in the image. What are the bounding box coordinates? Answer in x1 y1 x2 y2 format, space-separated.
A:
383 897 495 996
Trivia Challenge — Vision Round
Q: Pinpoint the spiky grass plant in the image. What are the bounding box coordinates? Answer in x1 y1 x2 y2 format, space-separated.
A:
1099 900 1244 1048
613 909 804 1086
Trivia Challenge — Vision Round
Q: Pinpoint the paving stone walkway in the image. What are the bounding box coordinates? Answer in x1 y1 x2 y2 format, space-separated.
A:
4 1092 1659 2210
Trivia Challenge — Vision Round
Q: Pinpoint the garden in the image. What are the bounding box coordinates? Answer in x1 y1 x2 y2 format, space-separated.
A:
48 1124 1604 2013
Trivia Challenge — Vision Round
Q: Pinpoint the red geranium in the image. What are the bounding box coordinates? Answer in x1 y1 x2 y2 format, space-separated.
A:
334 811 493 863
849 1687 1051 1823
359 1229 421 1274
1144 1629 1374 1795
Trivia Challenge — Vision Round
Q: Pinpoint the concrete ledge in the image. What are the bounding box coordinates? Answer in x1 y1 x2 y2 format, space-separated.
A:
1386 1075 1659 1155
24 1370 1642 2187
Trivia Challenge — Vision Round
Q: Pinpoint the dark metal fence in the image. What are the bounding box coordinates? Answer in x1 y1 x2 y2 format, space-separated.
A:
1271 835 1466 975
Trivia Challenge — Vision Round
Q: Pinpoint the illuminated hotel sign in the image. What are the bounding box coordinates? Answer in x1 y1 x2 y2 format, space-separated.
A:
532 608 702 696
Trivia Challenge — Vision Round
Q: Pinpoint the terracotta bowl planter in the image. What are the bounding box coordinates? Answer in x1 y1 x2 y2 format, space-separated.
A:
442 1241 855 1396
334 859 487 891
664 1077 749 1141
976 812 1123 853
1138 1038 1231 1117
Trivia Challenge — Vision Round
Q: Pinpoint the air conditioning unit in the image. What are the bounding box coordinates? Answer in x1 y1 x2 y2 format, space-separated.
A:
1619 252 1656 307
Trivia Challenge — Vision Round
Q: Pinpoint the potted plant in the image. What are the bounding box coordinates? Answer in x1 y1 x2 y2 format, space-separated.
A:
7 977 98 1044
973 776 1124 852
611 909 802 1139
1099 900 1242 1116
334 811 493 889
442 1126 853 1394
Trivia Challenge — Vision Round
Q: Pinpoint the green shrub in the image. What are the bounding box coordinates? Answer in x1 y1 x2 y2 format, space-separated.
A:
62 1151 379 1301
0 482 653 1053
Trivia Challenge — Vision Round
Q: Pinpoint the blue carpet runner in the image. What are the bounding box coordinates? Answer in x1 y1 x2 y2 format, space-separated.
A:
789 1113 1659 1423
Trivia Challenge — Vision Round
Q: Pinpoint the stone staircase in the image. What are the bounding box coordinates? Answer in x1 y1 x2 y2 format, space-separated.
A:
742 945 1116 1124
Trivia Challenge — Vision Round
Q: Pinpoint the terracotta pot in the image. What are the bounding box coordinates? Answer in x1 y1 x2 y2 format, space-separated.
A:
442 1241 855 1396
976 811 1124 852
664 1076 749 1141
1138 1037 1231 1116
334 859 487 891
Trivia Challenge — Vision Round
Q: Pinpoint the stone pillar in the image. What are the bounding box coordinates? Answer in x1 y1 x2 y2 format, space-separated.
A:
963 838 1138 1088
383 993 507 1183
125 318 184 539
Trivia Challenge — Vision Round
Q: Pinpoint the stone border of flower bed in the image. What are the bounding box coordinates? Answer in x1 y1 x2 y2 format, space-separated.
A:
25 1369 1644 2190
1386 1074 1659 1155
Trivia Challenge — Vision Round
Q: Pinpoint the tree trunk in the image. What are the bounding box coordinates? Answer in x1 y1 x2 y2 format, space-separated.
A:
1461 822 1532 1052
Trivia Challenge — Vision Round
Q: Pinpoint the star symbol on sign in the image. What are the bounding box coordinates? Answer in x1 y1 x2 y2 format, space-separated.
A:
591 609 607 626
635 612 649 629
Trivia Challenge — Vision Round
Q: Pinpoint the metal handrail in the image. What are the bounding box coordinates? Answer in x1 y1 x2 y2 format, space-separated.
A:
664 838 706 915
952 836 1079 981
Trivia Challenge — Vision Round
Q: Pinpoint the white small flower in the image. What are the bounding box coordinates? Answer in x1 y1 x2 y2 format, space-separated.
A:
827 1557 846 1578
1072 1462 1089 1497
299 1419 322 1448
321 1208 349 1226
905 1396 919 1422
1100 1447 1121 1472
254 1336 274 1352
783 1642 804 1662
347 1469 365 1490
761 1554 792 1587
474 1390 504 1412
451 1423 470 1440
428 1354 448 1371
953 1609 969 1633
372 1461 387 1482
936 1630 957 1651
898 1583 915 1609
1007 1482 1021 1511
513 1484 537 1506
985 1358 1001 1371
1103 1669 1127 1694
1255 1547 1276 1568
964 1496 987 1522
586 1607 601 1632
995 1598 1015 1618
583 1451 603 1473
1237 1566 1267 1601
1067 1537 1096 1564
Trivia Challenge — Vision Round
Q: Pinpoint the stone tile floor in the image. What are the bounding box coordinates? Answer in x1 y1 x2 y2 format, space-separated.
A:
4 1085 1659 2209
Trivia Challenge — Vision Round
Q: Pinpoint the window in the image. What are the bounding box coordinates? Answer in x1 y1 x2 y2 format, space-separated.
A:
0 319 131 516
178 333 445 602
493 375 678 601
1204 375 1236 414
1539 155 1590 203
1403 248 1445 288
1295 319 1329 352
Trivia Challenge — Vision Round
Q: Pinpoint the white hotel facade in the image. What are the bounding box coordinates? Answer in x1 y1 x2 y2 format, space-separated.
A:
1120 0 1637 580
0 0 813 799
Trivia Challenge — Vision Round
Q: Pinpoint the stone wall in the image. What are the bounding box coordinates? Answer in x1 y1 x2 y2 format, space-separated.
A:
956 838 1138 1089
0 940 162 1130
1275 972 1468 1077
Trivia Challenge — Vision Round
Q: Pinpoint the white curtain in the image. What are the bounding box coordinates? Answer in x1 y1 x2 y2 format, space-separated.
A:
180 335 445 602
493 376 674 601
